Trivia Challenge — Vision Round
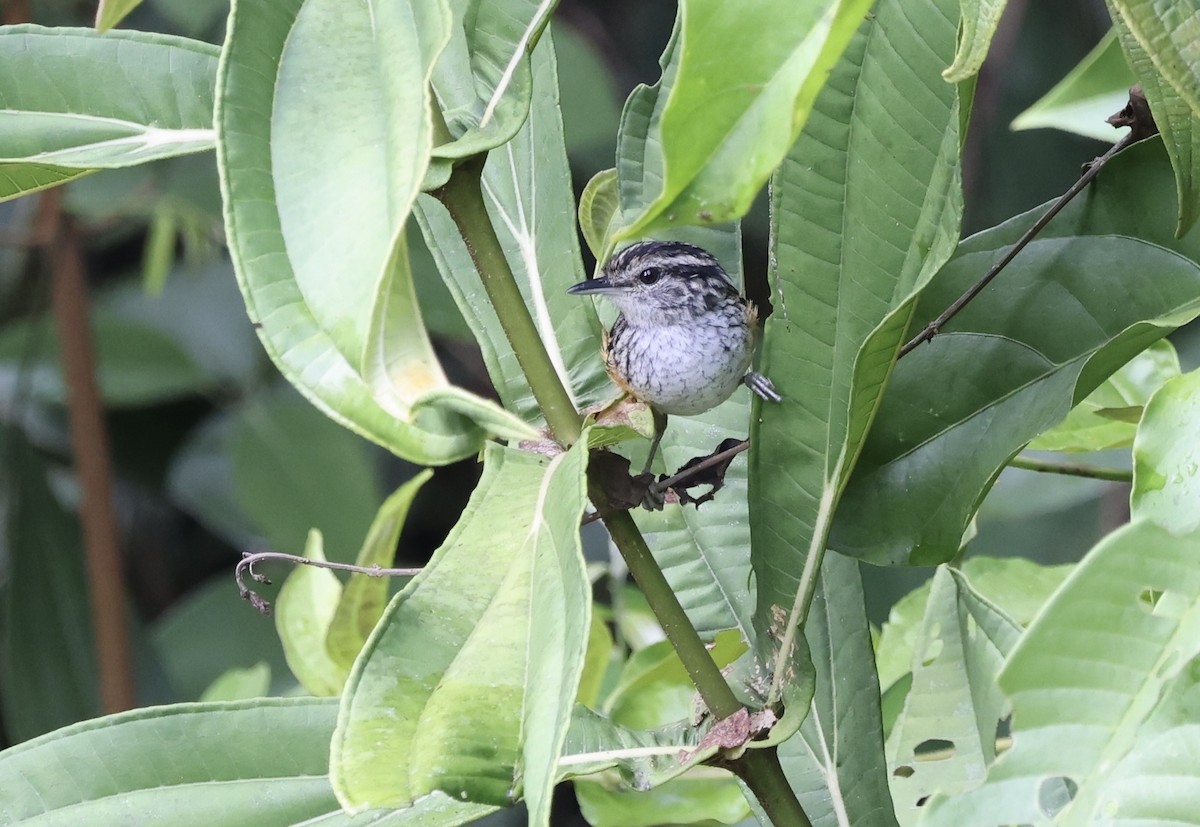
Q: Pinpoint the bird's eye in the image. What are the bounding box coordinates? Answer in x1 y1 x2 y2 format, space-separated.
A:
638 267 661 285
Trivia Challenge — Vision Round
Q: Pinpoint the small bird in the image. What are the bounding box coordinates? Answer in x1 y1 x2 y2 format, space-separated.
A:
568 241 781 477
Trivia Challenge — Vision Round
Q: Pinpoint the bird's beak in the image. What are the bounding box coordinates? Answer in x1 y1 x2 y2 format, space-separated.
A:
567 277 623 296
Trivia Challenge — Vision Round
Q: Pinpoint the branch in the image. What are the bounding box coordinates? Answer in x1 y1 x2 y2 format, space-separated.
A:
431 158 582 447
49 197 136 714
899 87 1155 359
1008 454 1132 482
236 551 423 615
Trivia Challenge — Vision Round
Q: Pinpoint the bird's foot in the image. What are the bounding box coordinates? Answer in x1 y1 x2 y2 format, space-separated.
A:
744 372 782 402
636 473 667 511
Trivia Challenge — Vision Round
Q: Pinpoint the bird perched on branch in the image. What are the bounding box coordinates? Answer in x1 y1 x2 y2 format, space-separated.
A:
568 240 780 476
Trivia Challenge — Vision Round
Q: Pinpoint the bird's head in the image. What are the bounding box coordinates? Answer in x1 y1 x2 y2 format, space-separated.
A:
567 241 739 326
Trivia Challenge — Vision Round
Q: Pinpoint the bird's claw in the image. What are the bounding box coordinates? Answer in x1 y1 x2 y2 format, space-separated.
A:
634 473 666 511
744 372 782 403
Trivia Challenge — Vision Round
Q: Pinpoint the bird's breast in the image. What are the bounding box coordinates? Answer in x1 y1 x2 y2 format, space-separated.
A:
605 316 754 415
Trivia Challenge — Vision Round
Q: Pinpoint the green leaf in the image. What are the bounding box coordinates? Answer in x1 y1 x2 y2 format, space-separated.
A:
1131 367 1200 533
943 0 1009 82
331 443 589 819
834 143 1200 565
567 634 751 827
0 697 491 825
275 531 346 697
774 553 897 827
218 0 531 466
325 472 432 671
886 568 1020 824
875 557 1073 695
614 0 874 239
0 163 92 202
0 313 217 407
0 437 98 742
199 663 271 702
579 168 620 261
749 0 963 659
1029 338 1181 452
94 0 145 32
921 520 1200 826
604 632 746 729
417 30 611 423
1011 30 1136 142
1107 7 1200 235
574 770 751 827
1107 0 1200 119
0 26 216 182
141 205 178 296
430 0 562 159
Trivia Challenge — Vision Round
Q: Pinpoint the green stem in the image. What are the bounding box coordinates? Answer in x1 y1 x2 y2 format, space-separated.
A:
434 156 809 825
734 749 814 827
599 502 742 719
1008 454 1132 482
432 157 582 447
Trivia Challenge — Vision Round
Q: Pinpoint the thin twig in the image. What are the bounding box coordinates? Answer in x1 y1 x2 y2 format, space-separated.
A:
579 439 752 525
1008 454 1132 482
898 131 1136 359
656 439 750 491
236 551 424 615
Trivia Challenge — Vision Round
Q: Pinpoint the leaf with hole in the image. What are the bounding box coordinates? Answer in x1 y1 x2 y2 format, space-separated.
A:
921 519 1200 826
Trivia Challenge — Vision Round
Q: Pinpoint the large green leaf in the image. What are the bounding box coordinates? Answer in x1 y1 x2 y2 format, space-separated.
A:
1131 367 1200 533
1107 0 1200 119
749 0 963 665
921 520 1200 826
614 0 873 239
886 568 1020 825
0 25 216 203
1011 31 1136 143
217 0 532 466
0 437 98 743
774 553 898 827
331 442 589 824
430 0 561 159
1107 7 1200 235
833 144 1200 566
0 697 490 826
417 31 610 422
